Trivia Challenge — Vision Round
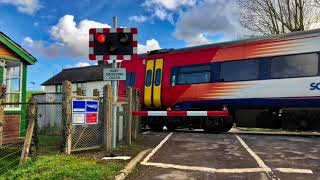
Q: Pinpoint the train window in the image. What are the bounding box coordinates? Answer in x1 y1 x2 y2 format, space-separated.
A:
125 72 136 86
179 65 210 73
155 69 161 86
178 72 211 84
176 64 211 85
145 70 152 87
220 59 259 81
271 53 319 79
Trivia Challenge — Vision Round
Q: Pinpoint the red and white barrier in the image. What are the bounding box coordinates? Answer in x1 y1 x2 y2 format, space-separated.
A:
132 107 229 117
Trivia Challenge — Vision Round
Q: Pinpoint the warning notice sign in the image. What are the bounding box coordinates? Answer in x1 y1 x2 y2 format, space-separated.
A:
72 100 99 125
103 68 126 81
86 113 98 124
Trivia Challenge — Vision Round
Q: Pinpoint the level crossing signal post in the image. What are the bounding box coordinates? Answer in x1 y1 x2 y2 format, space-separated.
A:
89 16 138 148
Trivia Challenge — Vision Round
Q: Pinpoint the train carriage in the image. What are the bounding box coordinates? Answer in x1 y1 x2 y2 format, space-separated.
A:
119 29 320 132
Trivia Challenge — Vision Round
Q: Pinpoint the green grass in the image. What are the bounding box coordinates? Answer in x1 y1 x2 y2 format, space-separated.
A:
26 90 43 100
1 155 125 180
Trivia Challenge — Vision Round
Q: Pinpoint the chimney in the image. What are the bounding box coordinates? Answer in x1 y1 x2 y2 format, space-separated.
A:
98 60 105 65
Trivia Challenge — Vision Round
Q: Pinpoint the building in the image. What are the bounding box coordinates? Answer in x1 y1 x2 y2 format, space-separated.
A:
42 62 111 96
0 32 37 140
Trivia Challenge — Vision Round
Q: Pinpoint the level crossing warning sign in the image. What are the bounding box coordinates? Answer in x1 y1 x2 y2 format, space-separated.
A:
72 100 99 125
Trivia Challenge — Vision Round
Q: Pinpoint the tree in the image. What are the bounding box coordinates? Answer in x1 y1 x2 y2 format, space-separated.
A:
237 0 320 35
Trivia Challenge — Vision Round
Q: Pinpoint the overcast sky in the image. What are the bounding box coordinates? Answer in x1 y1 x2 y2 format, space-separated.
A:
0 0 245 90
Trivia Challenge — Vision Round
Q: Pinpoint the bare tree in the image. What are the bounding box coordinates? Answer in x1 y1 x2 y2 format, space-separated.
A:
237 0 320 35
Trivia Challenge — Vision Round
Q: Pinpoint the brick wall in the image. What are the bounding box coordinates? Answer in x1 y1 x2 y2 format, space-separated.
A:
3 114 21 144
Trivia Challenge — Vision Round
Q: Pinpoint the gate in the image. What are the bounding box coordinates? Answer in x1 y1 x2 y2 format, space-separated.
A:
71 99 104 152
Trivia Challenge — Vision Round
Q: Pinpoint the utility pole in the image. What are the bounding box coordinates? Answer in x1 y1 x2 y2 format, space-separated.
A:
112 16 118 148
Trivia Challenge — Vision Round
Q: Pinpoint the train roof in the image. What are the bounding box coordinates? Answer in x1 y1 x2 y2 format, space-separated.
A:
139 29 320 58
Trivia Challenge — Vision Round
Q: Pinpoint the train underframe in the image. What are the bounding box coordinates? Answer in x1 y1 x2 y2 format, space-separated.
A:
142 107 320 133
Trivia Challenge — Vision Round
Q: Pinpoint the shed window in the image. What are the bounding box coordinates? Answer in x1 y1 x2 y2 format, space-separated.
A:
55 84 62 93
4 61 22 110
220 59 259 82
270 53 319 79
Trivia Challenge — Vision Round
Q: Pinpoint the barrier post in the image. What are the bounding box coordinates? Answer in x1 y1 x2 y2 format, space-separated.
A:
131 89 136 140
103 85 113 151
126 87 133 145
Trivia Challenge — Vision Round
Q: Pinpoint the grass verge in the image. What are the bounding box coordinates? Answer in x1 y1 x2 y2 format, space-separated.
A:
1 155 125 180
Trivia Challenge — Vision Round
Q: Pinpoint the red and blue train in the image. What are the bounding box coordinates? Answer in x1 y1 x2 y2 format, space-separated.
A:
119 29 320 133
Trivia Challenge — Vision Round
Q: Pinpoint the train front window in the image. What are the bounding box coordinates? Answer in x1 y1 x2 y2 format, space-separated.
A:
220 59 259 82
145 70 152 87
175 64 211 85
155 69 161 86
271 53 319 79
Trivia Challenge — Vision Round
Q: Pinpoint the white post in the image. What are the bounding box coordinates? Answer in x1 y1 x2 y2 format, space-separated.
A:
112 16 118 148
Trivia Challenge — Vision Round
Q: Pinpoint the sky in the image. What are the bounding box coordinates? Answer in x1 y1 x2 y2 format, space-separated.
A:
0 0 244 90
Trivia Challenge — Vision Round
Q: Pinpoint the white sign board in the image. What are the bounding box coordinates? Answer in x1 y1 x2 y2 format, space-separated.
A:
103 68 126 81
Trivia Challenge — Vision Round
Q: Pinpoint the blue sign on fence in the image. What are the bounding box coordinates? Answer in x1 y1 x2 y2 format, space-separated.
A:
86 101 99 112
72 100 85 112
72 100 99 125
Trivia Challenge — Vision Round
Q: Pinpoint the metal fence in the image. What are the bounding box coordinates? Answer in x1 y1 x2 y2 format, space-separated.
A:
0 102 31 176
34 93 62 135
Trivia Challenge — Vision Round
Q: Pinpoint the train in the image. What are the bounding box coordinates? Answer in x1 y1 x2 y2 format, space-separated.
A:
119 29 320 133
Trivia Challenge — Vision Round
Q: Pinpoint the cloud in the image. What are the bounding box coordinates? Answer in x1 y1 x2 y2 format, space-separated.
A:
65 62 93 69
128 15 148 23
173 0 241 46
23 15 111 59
50 14 111 58
138 39 161 54
24 15 161 59
0 0 41 14
143 0 196 22
22 37 63 58
144 0 196 10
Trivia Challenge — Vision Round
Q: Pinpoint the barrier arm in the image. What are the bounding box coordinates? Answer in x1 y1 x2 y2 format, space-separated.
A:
132 107 229 117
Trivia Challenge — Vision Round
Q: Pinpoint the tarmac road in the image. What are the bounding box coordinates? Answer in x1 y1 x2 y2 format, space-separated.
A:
128 131 320 180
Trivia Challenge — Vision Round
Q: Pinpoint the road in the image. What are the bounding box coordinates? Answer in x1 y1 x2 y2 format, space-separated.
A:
128 130 320 180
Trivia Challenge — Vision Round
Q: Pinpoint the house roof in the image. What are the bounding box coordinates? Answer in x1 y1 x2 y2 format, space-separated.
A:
42 63 112 85
0 32 37 65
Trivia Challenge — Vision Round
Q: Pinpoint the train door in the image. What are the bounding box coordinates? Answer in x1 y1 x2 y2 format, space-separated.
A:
144 58 164 108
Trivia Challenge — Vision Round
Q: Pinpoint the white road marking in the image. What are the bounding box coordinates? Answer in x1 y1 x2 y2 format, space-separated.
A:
102 156 131 160
141 132 313 175
142 162 273 174
141 132 173 164
215 168 271 173
141 162 216 173
234 134 270 169
275 168 313 174
142 131 151 135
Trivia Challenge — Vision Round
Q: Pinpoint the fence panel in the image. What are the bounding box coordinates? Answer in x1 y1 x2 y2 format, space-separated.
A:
0 101 34 175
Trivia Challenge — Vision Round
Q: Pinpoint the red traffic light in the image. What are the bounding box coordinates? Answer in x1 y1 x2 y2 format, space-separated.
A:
96 33 106 44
